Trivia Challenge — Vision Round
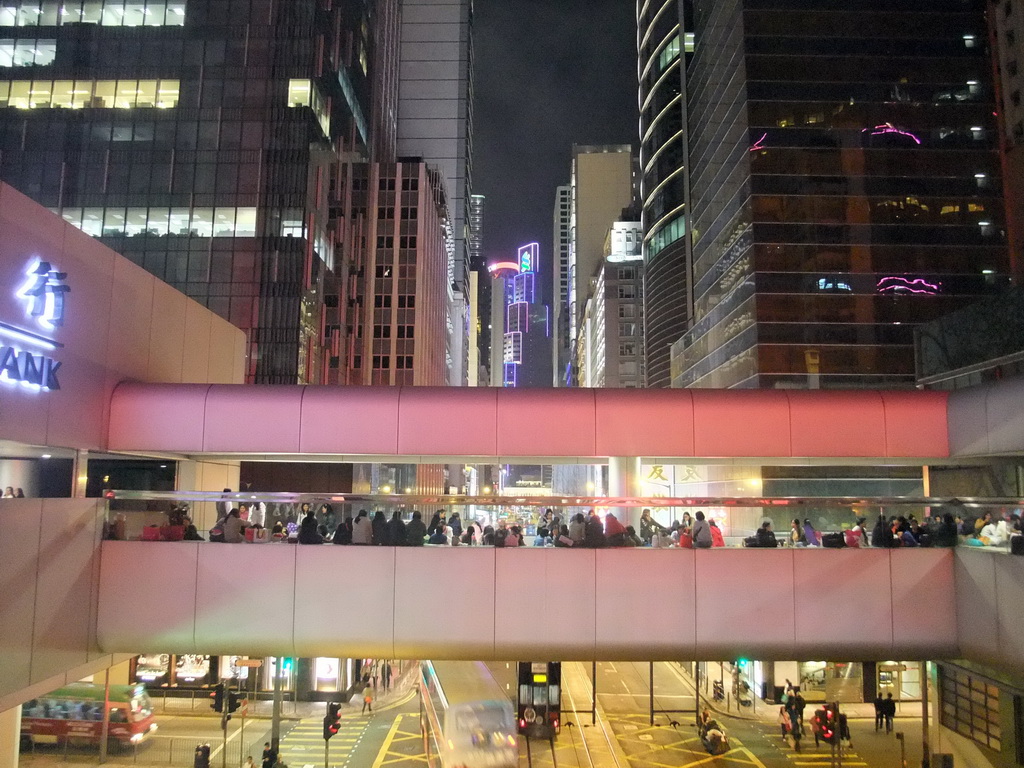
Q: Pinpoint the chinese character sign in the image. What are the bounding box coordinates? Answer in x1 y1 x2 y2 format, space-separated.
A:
17 259 70 328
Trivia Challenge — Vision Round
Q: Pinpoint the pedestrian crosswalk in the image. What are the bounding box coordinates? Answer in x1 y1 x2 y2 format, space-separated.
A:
787 743 868 766
277 717 368 768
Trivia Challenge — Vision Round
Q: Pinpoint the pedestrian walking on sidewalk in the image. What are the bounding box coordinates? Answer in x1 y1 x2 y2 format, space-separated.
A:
383 661 392 692
778 707 792 740
261 743 276 768
873 694 885 731
361 682 374 714
883 693 896 733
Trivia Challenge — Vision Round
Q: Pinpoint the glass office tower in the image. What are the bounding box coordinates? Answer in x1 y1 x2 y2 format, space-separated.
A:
638 0 692 387
0 0 390 383
674 0 1012 389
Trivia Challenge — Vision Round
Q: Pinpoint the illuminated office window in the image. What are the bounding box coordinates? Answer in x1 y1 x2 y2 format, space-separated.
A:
0 78 178 108
0 1 185 27
286 78 330 137
0 38 55 66
57 206 260 237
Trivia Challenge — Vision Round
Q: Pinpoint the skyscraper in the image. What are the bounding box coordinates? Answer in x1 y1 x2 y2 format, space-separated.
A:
575 216 645 388
0 0 395 384
569 145 635 384
496 243 550 388
396 0 475 385
992 0 1024 273
672 0 1013 389
343 160 450 387
552 184 572 385
637 0 691 388
468 193 489 385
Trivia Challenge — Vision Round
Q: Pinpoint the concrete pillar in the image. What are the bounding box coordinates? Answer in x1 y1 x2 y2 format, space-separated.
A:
72 449 88 498
0 705 21 768
608 456 641 528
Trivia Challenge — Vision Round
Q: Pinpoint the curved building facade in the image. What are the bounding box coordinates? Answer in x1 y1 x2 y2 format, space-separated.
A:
638 0 692 387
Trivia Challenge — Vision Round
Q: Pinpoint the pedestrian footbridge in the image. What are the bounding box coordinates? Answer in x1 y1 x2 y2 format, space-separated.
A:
96 542 963 661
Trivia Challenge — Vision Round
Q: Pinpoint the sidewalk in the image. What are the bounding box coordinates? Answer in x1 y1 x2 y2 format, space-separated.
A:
674 664 921 727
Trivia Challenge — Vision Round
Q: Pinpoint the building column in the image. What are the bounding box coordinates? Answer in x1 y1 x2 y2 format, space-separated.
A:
608 456 641 528
0 704 21 768
176 459 240 529
72 449 88 498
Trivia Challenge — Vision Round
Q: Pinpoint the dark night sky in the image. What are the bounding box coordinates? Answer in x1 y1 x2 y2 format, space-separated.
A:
473 0 638 303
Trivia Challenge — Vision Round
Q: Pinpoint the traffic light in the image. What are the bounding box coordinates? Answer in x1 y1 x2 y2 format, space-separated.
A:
210 684 224 713
227 690 242 714
323 702 341 741
817 704 838 744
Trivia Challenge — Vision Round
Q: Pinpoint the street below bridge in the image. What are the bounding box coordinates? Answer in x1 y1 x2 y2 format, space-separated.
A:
17 661 924 768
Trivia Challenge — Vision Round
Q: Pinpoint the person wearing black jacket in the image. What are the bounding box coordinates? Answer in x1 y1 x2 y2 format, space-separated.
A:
871 513 894 548
584 513 607 548
371 510 388 545
332 514 353 545
297 509 323 544
387 510 407 546
639 508 667 544
755 521 779 548
929 513 958 548
405 510 427 545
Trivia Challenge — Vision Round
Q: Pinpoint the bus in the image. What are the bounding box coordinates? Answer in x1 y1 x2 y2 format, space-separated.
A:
21 682 157 747
420 661 518 768
516 662 560 738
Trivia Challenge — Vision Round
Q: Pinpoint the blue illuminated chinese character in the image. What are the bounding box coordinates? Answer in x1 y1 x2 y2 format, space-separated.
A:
17 260 70 328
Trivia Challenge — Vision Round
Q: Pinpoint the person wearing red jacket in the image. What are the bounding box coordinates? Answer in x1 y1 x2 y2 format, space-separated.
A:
710 519 726 548
604 513 627 546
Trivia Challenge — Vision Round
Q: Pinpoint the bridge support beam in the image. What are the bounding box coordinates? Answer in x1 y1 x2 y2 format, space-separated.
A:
0 705 21 768
608 456 642 528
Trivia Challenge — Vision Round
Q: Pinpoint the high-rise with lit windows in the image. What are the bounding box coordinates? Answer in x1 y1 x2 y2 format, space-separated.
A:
638 0 692 388
552 184 572 385
0 0 394 384
396 0 475 386
569 145 635 385
344 160 450 387
670 0 1013 389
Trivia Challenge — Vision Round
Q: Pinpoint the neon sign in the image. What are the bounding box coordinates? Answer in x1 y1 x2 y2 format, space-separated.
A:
863 123 922 145
0 258 68 391
518 242 538 274
877 276 940 295
488 261 519 275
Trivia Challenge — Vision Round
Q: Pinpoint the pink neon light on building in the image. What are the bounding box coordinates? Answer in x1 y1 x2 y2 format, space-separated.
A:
877 276 941 295
863 123 922 144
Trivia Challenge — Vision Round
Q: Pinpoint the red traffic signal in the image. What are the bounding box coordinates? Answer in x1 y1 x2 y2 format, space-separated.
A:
209 685 224 713
323 702 342 740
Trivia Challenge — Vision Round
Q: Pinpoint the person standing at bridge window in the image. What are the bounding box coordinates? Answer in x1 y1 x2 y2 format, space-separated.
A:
405 510 427 545
692 511 713 548
352 510 372 544
639 509 666 544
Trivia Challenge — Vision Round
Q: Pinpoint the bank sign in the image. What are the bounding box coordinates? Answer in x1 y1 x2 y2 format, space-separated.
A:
0 258 68 391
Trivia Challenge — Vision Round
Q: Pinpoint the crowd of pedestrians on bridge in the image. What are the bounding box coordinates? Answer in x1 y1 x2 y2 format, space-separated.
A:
130 489 1023 549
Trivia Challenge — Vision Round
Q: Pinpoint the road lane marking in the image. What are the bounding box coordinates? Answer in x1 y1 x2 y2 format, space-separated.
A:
369 713 407 768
